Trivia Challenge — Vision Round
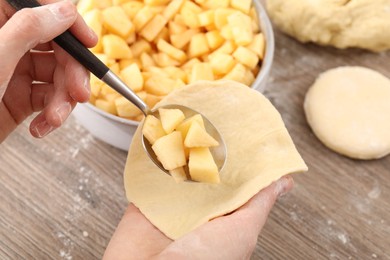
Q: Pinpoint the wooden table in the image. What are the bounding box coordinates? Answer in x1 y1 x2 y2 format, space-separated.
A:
1 28 390 259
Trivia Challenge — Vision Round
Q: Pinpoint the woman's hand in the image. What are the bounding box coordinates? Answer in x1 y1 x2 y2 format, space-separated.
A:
0 0 97 142
104 176 294 260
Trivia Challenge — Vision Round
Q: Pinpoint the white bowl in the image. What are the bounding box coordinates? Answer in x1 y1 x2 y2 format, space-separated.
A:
72 0 275 151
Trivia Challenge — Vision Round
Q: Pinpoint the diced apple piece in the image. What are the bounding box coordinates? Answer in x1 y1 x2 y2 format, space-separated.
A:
209 52 235 75
130 39 152 58
159 108 186 133
122 1 144 19
188 148 220 183
163 0 185 20
190 63 214 83
176 114 205 139
112 0 129 4
133 6 156 32
198 9 214 26
228 12 253 46
170 29 199 50
249 7 260 33
83 9 104 53
153 27 170 44
152 131 186 171
231 0 252 14
95 99 117 115
163 66 188 82
220 25 234 40
102 34 133 59
246 33 265 59
76 0 99 15
201 0 229 9
223 63 254 86
114 96 142 118
95 53 113 66
214 8 237 30
120 63 144 92
145 93 163 108
205 30 224 50
90 75 103 97
188 33 210 58
184 122 219 148
157 39 187 63
119 59 142 70
169 167 188 183
140 14 168 42
102 6 134 38
144 66 170 77
168 21 186 35
213 40 236 55
109 62 121 75
144 75 175 95
140 52 156 68
153 52 181 67
232 46 259 70
142 115 166 145
145 0 171 5
180 1 202 29
181 58 201 70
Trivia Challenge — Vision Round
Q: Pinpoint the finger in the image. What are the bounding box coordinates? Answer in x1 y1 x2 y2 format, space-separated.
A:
161 176 294 259
29 111 56 138
61 45 91 103
29 97 76 138
0 102 18 143
30 52 57 83
1 0 78 57
103 204 172 260
38 0 98 47
30 65 75 137
45 90 76 128
0 1 78 99
31 83 55 112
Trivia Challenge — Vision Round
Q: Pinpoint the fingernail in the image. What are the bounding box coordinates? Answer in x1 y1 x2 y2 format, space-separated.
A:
32 121 54 138
55 102 72 124
275 176 293 198
47 0 76 22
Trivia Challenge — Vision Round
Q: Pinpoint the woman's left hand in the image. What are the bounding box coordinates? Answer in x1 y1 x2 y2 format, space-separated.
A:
0 0 97 142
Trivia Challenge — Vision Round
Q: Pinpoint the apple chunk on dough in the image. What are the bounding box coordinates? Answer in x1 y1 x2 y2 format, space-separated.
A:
184 122 219 148
142 115 166 145
152 131 186 171
159 108 186 133
188 147 220 183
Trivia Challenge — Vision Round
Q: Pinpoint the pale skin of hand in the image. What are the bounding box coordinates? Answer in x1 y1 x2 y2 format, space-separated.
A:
0 0 97 142
103 176 294 260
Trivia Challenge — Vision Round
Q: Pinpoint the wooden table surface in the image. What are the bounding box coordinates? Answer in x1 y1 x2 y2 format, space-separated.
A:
1 28 390 259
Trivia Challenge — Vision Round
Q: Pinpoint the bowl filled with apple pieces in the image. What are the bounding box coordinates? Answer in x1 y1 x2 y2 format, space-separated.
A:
72 0 275 150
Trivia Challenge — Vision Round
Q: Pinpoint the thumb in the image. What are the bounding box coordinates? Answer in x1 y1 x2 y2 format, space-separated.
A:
0 0 77 99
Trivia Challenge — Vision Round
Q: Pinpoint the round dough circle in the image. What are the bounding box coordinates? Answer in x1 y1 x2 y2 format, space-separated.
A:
266 0 390 52
304 66 390 160
124 80 307 239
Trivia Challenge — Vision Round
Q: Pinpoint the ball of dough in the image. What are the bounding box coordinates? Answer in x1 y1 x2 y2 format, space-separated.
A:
304 66 390 160
266 0 390 52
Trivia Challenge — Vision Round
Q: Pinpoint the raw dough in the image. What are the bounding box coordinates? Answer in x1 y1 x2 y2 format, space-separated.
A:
266 0 390 52
304 66 390 160
124 80 308 239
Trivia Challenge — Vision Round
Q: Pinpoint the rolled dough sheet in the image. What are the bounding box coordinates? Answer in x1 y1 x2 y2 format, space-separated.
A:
124 80 308 239
304 66 390 160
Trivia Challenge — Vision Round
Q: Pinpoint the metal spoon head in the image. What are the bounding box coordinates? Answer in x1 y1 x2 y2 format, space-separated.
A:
141 104 227 181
